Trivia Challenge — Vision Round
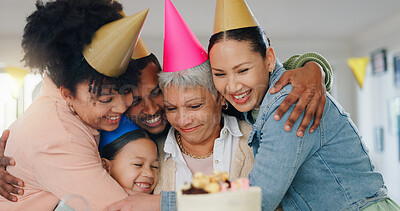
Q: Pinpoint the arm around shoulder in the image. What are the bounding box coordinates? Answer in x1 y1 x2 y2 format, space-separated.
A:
282 52 332 92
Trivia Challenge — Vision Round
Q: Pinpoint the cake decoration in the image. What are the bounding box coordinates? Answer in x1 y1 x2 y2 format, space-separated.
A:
177 171 261 211
182 171 250 194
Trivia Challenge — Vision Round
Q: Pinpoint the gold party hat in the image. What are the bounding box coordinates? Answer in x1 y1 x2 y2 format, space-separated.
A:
83 8 149 77
132 38 151 59
348 57 369 88
119 8 151 60
213 0 259 34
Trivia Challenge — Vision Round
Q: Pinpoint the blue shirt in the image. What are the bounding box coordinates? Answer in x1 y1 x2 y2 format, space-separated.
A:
245 59 387 210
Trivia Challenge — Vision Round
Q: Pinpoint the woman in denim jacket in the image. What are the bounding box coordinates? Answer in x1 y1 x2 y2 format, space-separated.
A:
207 1 400 210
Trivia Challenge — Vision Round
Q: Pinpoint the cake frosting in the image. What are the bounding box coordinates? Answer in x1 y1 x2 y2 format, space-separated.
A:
177 171 261 211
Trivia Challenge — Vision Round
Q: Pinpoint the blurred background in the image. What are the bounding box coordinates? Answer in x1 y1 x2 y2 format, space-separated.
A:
1 0 399 202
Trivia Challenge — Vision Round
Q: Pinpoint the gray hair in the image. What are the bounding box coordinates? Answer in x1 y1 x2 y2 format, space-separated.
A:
158 60 219 97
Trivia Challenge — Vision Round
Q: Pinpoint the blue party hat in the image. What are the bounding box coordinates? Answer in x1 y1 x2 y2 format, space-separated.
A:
99 115 141 150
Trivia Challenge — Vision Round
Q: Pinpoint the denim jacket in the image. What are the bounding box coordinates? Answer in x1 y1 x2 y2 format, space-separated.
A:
245 59 387 211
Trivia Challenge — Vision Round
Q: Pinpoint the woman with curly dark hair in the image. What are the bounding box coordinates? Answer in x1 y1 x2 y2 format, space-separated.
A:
0 0 149 210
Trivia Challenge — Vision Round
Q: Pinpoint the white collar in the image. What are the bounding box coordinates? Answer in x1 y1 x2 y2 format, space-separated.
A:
163 114 242 161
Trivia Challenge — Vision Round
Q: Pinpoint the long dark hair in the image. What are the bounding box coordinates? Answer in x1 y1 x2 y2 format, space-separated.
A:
208 26 270 59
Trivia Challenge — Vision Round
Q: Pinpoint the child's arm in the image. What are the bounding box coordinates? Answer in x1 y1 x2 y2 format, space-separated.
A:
270 52 332 137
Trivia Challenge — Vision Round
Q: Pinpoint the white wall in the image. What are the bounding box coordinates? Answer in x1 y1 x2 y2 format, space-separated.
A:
0 35 24 68
350 12 400 202
0 35 26 130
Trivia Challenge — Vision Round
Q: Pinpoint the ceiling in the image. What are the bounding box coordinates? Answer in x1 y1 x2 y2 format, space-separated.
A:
1 0 400 41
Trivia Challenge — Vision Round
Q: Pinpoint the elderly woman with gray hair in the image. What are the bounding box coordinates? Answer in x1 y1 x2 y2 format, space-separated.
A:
153 60 254 193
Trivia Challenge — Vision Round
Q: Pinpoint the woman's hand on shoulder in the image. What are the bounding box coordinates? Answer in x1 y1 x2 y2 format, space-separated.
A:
0 130 25 202
269 61 326 137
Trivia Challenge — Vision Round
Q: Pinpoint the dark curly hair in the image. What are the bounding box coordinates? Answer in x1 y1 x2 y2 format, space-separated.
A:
22 0 139 96
121 53 161 93
132 53 161 73
126 53 161 81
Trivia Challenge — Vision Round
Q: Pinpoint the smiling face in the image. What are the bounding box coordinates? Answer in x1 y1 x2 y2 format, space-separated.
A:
209 39 275 112
125 62 168 135
103 138 159 194
62 81 133 131
163 84 223 146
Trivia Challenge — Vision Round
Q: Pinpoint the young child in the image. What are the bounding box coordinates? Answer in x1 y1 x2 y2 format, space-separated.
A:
55 115 159 210
99 114 159 195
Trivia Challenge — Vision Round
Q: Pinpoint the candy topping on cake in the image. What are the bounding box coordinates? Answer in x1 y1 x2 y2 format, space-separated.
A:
182 171 250 194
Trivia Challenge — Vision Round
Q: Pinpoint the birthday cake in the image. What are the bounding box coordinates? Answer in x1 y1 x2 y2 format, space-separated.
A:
177 171 261 211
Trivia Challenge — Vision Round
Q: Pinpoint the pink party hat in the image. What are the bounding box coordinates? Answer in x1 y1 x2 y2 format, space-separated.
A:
163 0 208 72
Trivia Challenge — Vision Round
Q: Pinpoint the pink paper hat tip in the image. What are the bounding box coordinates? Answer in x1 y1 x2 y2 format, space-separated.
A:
163 0 208 72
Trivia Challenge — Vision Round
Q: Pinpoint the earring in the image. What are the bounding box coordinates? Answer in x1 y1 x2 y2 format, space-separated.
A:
67 102 77 115
222 102 228 110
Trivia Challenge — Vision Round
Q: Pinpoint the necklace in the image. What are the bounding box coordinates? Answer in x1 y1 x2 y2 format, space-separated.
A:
176 131 213 159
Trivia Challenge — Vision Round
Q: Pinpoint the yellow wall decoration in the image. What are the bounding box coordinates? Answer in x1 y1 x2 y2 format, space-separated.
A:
347 57 369 88
6 66 29 99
